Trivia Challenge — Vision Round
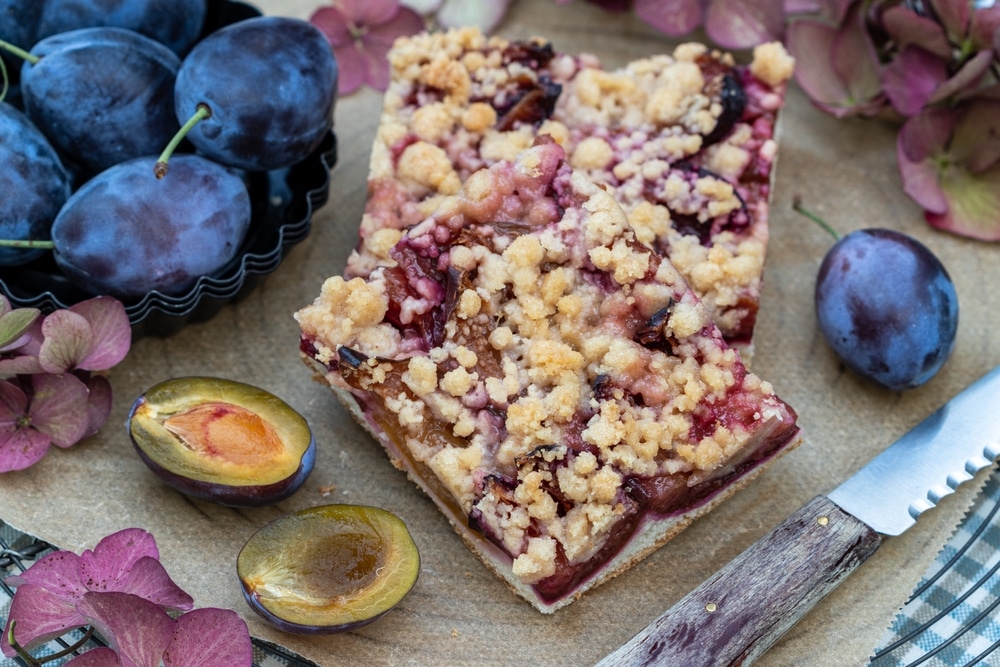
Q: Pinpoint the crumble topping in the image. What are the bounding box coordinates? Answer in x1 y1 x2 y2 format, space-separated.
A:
345 27 793 350
296 141 799 592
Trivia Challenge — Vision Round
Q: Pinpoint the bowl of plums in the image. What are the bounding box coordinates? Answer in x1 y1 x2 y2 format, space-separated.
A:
0 0 338 338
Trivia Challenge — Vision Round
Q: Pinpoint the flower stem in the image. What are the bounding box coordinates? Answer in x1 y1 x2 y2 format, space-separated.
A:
792 197 840 240
8 621 41 667
0 39 39 65
154 103 212 179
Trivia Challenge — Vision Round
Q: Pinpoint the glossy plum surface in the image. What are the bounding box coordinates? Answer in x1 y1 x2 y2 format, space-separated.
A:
174 16 337 171
51 154 251 299
22 27 181 176
237 505 420 634
127 377 315 507
815 228 959 391
36 0 207 55
0 103 72 266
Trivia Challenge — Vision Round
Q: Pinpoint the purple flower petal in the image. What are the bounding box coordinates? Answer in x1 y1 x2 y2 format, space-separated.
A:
0 380 56 473
705 0 786 48
1 583 86 656
927 161 1000 240
436 0 511 32
108 557 194 613
929 49 995 105
78 529 161 592
76 592 174 667
0 355 45 376
28 373 90 449
162 608 252 667
881 46 947 116
310 6 353 47
897 108 953 213
334 42 377 94
339 0 402 27
635 0 705 37
0 308 39 352
970 5 1000 49
929 0 970 42
69 297 131 372
947 100 1000 173
787 11 885 117
878 5 951 58
6 550 86 601
83 374 114 439
65 647 122 667
38 310 93 374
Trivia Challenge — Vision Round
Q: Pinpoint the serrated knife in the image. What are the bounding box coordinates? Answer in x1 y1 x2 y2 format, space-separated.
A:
595 365 1000 667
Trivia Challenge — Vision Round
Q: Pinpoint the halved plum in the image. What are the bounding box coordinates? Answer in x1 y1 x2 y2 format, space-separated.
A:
237 505 420 634
127 377 315 507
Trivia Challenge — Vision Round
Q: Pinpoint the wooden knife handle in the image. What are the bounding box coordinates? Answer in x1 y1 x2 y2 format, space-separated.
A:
595 496 882 667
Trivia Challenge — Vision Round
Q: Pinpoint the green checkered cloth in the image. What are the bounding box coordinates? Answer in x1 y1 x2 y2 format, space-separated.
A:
870 466 1000 666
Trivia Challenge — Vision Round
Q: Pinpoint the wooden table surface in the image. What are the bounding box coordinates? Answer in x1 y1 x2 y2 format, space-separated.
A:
3 2 998 665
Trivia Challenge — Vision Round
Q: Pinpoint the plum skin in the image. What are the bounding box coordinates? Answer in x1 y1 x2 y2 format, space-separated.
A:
174 16 338 172
50 154 251 300
237 505 420 634
22 27 182 177
815 228 959 391
35 0 207 55
0 103 72 265
127 377 316 508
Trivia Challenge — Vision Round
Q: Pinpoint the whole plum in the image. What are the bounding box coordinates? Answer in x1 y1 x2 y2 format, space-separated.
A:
815 228 959 391
0 0 42 108
0 103 72 266
173 16 337 172
35 0 207 56
21 27 181 176
51 154 251 300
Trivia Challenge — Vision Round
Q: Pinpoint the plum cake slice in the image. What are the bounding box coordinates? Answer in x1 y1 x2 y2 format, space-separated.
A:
345 28 794 352
297 140 801 613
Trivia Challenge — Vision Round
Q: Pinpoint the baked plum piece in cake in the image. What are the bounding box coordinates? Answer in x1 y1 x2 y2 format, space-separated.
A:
346 28 794 351
297 140 801 612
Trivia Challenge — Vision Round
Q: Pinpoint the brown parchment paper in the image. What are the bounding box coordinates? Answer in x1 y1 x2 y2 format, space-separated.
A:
2 2 998 665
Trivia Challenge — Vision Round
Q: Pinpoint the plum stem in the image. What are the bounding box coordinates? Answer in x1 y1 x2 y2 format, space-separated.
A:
155 103 212 179
793 198 840 240
0 39 40 66
0 239 55 249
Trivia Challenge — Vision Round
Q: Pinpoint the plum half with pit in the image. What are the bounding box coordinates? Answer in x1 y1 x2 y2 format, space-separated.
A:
815 228 959 391
0 102 72 266
171 15 337 172
50 153 251 300
237 505 420 634
127 377 316 507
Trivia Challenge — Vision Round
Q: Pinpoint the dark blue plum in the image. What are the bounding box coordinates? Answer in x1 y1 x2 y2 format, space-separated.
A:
51 154 251 300
815 228 959 391
174 16 337 172
0 0 43 108
36 0 207 55
0 103 72 266
21 27 181 176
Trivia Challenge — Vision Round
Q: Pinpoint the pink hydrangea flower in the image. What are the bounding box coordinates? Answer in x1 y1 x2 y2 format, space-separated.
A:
310 0 425 94
3 528 252 667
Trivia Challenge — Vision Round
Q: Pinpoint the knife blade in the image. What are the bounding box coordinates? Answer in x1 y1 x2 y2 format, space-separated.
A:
595 365 1000 667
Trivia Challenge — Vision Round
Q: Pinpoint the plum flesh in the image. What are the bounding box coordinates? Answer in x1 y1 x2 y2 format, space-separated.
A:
127 377 315 507
237 505 420 634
